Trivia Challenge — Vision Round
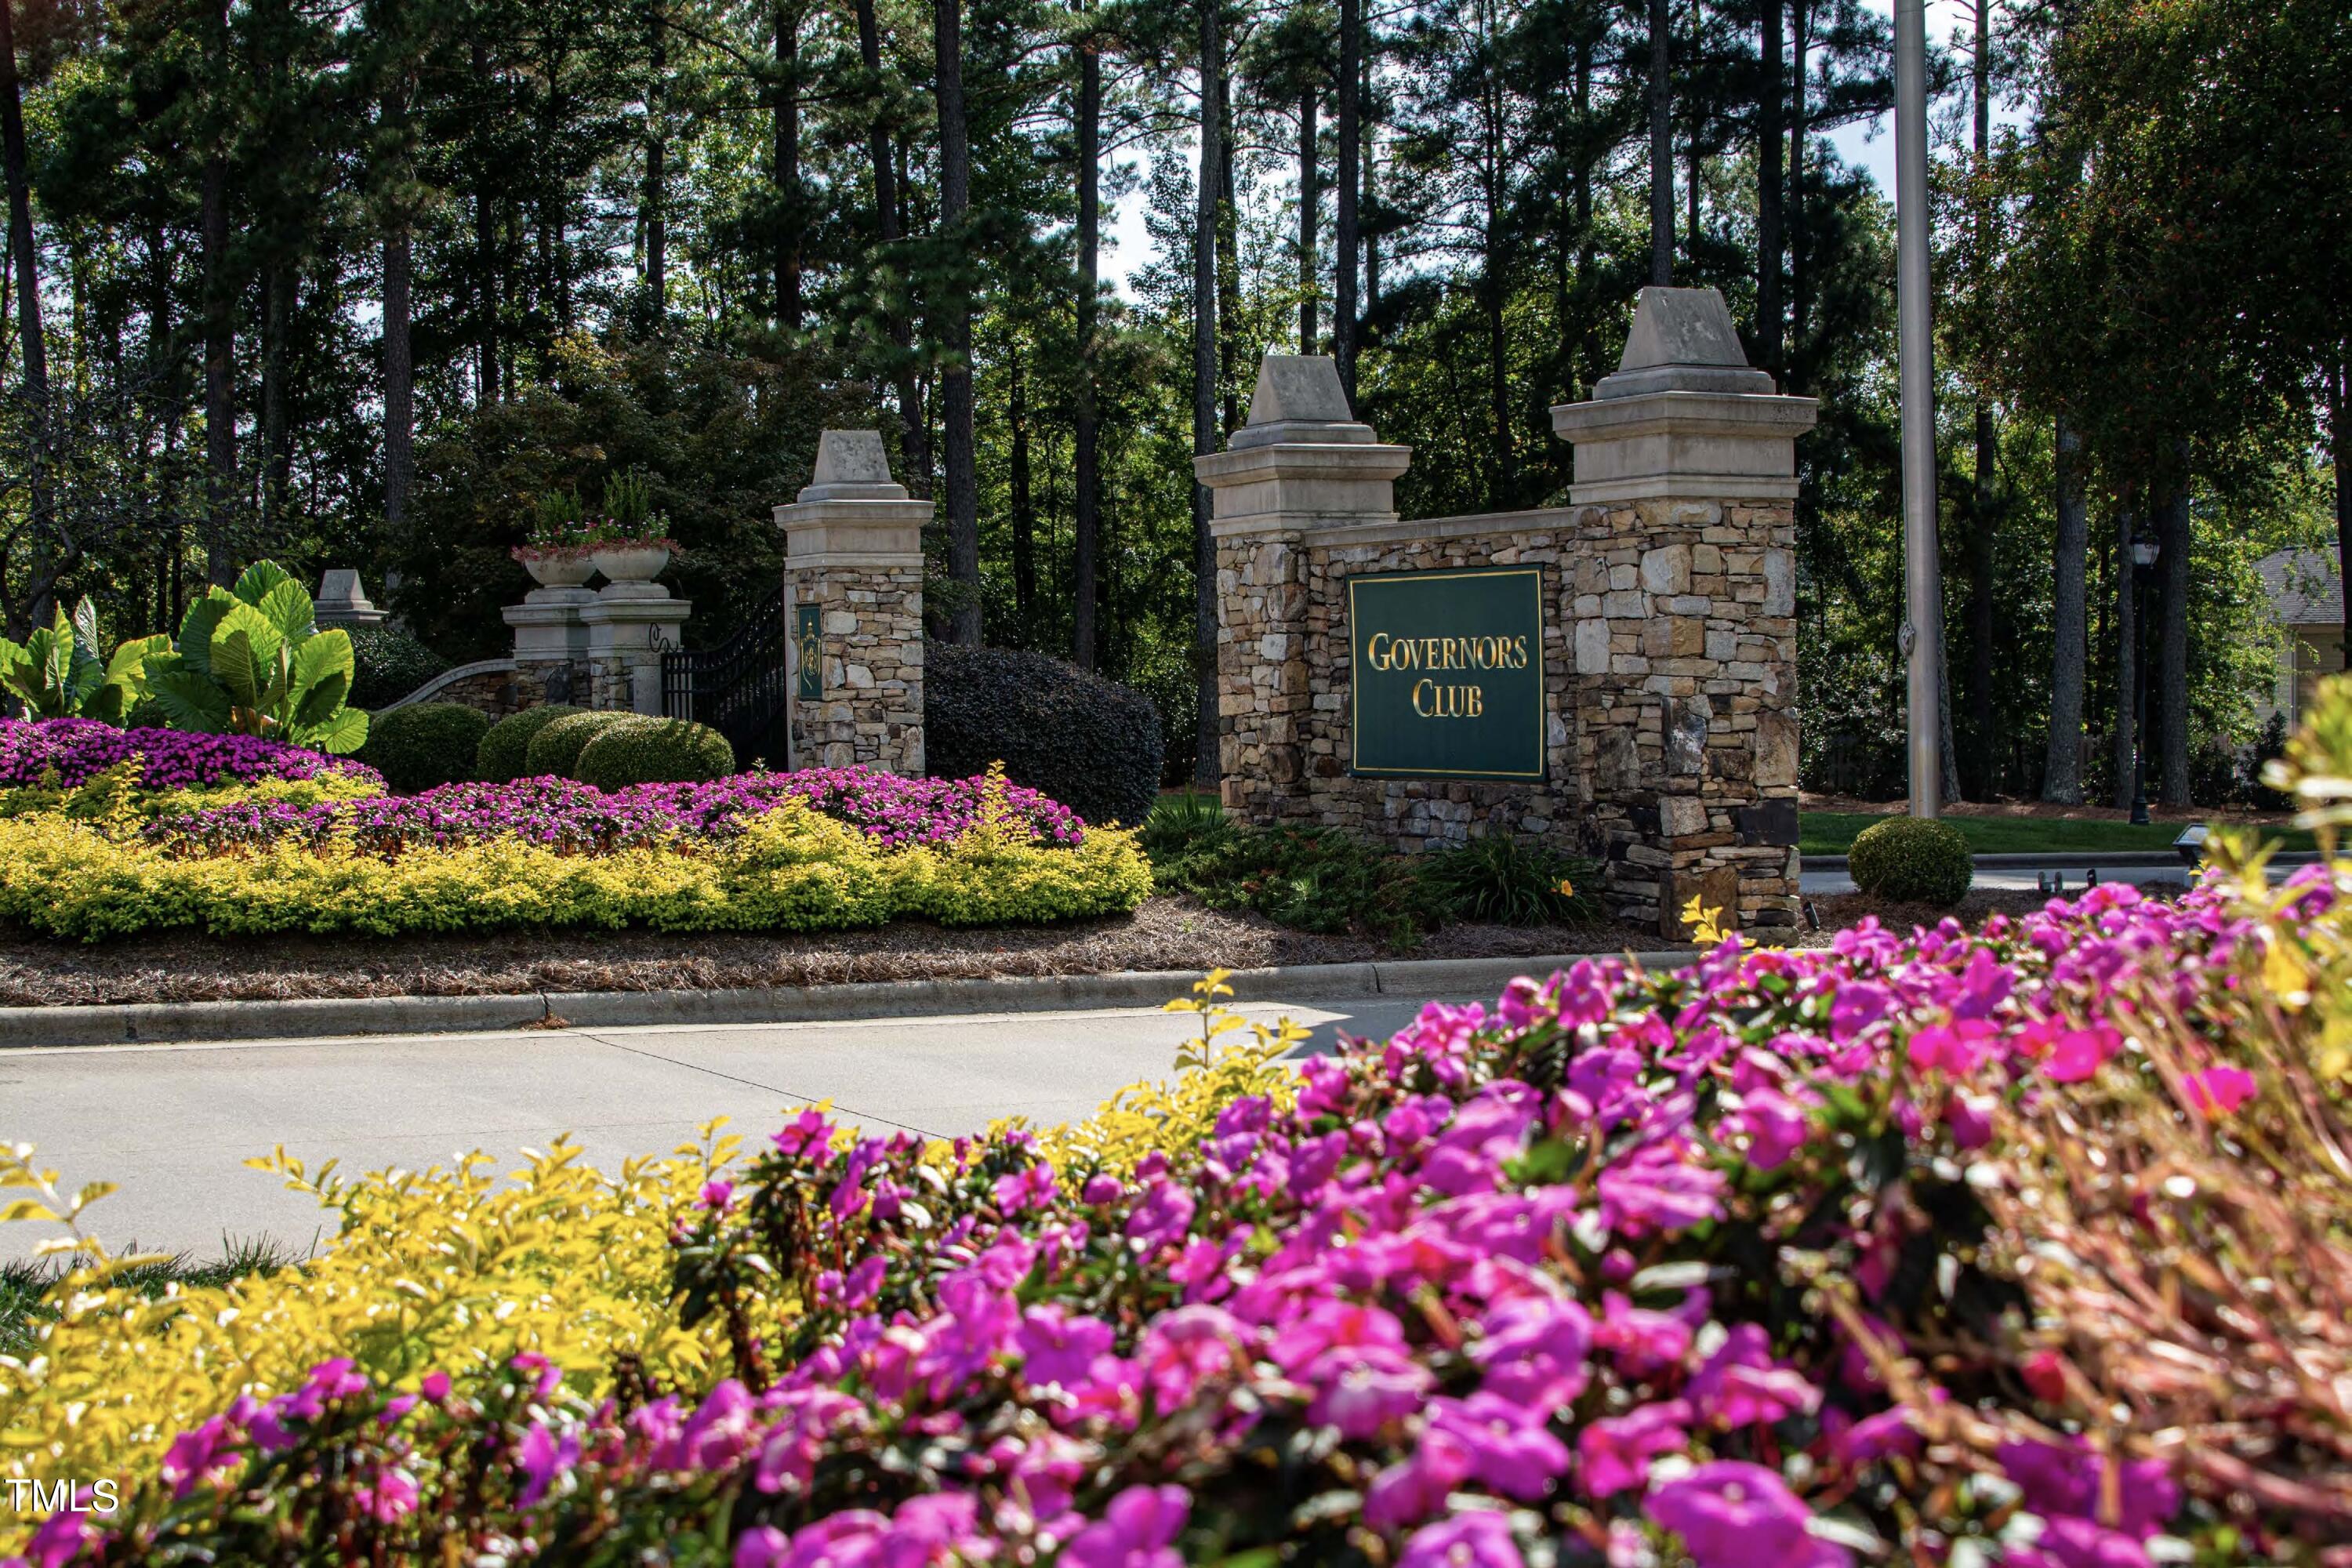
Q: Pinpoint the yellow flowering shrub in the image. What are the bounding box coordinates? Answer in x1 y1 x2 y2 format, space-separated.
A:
0 800 1151 941
0 768 382 824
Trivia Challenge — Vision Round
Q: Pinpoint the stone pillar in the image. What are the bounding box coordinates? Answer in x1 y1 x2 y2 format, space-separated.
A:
1195 356 1412 821
773 430 928 774
581 569 689 717
314 569 387 630
1550 286 1815 937
504 584 594 707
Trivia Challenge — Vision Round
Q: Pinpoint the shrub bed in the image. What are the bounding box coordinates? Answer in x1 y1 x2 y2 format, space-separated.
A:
1847 815 1974 905
523 710 636 779
474 705 586 783
925 640 1163 827
139 768 1083 857
572 716 735 787
5 843 2350 1565
0 795 1147 942
358 702 491 794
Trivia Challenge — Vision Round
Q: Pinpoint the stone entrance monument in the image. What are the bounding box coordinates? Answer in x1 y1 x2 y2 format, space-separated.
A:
772 430 927 773
1199 287 1813 937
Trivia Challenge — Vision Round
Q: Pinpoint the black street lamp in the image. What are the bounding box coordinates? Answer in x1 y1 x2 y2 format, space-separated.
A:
2129 534 2159 827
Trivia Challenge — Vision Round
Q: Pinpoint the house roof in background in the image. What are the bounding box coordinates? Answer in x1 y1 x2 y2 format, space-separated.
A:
2259 549 2343 627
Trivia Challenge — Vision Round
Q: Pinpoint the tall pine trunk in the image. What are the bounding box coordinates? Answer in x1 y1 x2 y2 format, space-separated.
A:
2334 360 2350 659
1008 341 1035 635
936 0 978 644
1757 0 1782 372
0 0 55 629
1333 0 1358 398
1788 0 1806 383
854 0 929 492
201 161 236 586
260 265 293 535
1297 86 1317 354
644 0 668 321
2042 417 2087 802
1072 37 1101 670
1192 0 1221 786
1648 0 1671 283
383 227 413 536
2158 473 2190 807
774 0 800 329
1965 0 1995 793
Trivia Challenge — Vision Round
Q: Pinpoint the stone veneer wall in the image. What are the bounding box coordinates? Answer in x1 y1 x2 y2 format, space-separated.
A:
378 658 590 718
786 564 925 773
1216 495 1800 935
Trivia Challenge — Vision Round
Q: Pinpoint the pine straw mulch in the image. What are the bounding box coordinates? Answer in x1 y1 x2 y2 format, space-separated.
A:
0 891 2070 1009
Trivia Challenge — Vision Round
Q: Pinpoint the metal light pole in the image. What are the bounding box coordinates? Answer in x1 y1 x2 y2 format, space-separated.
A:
2129 535 2158 826
1894 0 1941 818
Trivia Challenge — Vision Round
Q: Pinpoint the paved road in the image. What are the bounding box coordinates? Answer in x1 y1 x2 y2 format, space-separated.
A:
0 992 1451 1266
1800 862 2195 896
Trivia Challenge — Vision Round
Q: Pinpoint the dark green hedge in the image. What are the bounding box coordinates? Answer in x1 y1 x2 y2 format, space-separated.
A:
924 641 1163 827
1847 816 1973 906
523 710 637 779
476 705 586 782
572 717 736 787
347 626 452 710
359 702 491 795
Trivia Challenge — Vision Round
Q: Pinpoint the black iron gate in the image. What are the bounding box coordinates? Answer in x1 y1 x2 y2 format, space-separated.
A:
661 615 792 766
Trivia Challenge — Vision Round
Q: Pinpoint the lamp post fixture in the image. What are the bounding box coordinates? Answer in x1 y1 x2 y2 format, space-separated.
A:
1893 0 1942 819
2129 535 2159 827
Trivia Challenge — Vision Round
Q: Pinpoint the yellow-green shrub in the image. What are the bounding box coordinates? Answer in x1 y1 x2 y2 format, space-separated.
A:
0 1132 739 1519
0 768 383 824
0 800 1151 941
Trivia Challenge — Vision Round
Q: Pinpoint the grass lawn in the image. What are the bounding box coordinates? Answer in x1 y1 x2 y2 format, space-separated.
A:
1800 811 2316 857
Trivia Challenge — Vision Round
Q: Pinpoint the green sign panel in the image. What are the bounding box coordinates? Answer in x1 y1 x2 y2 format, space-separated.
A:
794 604 823 701
1348 566 1547 781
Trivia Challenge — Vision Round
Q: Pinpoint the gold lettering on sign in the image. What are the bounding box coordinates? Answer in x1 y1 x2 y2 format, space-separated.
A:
1410 680 1486 718
1366 631 1530 673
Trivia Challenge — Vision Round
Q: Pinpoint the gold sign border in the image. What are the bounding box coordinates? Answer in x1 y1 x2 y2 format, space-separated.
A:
1345 564 1548 782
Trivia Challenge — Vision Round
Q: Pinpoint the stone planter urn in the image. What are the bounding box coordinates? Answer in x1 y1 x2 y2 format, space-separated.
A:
590 544 671 586
520 552 597 590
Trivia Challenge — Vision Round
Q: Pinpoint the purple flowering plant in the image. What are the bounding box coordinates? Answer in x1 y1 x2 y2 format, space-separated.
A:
139 766 1085 857
0 718 382 793
15 872 2352 1568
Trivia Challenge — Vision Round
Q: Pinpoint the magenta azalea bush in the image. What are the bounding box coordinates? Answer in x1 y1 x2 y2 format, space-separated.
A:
0 718 381 791
14 868 2352 1566
140 768 1085 856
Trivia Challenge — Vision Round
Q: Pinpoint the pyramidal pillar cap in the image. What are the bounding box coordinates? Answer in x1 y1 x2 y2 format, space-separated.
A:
1228 354 1379 448
795 430 913 502
1591 286 1778 398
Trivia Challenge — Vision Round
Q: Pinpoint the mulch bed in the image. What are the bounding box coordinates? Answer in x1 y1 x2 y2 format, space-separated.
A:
0 898 1662 1008
0 891 2082 1009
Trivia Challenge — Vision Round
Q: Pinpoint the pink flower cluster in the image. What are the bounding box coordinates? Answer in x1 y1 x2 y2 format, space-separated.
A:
0 718 381 791
17 875 2323 1568
142 767 1086 856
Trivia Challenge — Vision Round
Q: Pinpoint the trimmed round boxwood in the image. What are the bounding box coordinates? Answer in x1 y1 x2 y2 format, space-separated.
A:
1847 815 1973 906
347 625 452 710
476 704 586 782
572 717 735 788
358 702 491 795
924 641 1163 827
522 710 637 780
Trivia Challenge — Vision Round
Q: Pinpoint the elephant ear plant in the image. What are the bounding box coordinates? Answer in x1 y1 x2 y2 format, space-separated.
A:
0 597 169 722
143 561 371 754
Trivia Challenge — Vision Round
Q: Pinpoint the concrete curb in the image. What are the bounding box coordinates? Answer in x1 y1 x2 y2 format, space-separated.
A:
0 951 1703 1051
1807 848 2318 874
